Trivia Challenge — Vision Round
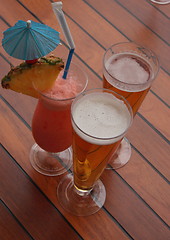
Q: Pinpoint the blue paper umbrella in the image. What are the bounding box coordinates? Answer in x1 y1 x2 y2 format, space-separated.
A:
2 20 60 60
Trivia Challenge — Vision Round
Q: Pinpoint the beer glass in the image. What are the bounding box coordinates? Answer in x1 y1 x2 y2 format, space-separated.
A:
57 88 133 216
103 42 159 169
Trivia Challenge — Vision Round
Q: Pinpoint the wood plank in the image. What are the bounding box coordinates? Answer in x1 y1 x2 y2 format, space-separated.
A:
55 0 170 106
148 0 170 17
18 0 170 105
151 70 170 104
101 170 170 240
15 0 170 138
0 0 168 177
0 147 82 240
139 91 170 140
0 99 129 240
61 0 170 104
1 80 169 182
1 0 169 110
1 83 170 239
85 0 170 73
2 86 169 186
1 1 170 240
5 0 168 140
1 47 169 182
116 0 170 42
0 201 31 240
115 149 170 225
127 115 170 181
1 54 170 182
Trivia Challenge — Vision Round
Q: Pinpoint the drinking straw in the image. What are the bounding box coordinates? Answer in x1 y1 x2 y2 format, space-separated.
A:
52 2 75 79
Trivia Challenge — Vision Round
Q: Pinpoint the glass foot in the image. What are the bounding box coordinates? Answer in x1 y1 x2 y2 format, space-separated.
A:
106 138 131 170
150 0 170 4
29 143 72 176
57 174 106 216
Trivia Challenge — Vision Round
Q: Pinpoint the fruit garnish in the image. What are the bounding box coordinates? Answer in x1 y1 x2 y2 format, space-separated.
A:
25 59 38 65
1 56 64 98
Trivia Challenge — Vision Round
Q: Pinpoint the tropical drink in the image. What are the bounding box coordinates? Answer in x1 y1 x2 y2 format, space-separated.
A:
1 55 88 175
30 62 88 176
57 88 132 216
32 70 84 153
103 42 159 168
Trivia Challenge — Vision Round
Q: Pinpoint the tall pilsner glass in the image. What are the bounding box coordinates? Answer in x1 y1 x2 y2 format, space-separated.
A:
30 62 88 176
57 88 133 216
103 42 159 169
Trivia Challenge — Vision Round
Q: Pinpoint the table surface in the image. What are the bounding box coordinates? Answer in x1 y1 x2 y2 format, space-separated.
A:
0 0 170 239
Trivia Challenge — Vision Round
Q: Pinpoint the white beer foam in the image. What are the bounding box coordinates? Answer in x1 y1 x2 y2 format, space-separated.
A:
72 92 131 145
107 54 149 84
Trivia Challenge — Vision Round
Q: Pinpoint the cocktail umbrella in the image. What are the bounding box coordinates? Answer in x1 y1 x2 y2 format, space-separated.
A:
2 20 60 60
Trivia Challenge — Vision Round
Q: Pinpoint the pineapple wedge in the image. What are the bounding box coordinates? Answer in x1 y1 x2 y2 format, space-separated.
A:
1 56 64 98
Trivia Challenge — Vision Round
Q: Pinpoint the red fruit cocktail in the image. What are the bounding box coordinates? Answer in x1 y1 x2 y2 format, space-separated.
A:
30 62 88 176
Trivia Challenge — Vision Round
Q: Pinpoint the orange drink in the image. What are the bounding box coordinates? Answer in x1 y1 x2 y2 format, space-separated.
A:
103 42 159 169
57 88 133 216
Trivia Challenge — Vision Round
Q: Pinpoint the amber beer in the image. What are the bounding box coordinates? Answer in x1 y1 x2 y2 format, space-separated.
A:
71 89 132 191
103 43 159 116
73 132 121 190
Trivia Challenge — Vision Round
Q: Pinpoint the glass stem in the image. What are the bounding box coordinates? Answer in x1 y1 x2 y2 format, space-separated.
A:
74 184 92 197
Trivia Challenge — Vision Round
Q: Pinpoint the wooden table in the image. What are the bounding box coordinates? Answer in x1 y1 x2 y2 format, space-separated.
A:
0 0 170 239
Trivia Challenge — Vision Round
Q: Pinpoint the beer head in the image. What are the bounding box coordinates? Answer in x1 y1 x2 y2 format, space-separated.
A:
71 88 133 145
103 42 159 92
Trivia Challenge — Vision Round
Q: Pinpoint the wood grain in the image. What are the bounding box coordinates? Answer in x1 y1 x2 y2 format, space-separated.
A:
1 0 170 239
1 79 169 239
14 0 169 137
1 0 169 180
101 170 170 240
0 201 31 240
0 99 129 240
85 0 170 73
0 147 81 240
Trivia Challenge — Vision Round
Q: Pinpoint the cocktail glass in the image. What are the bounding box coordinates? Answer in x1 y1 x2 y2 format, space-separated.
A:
30 62 88 176
103 42 159 169
57 88 133 216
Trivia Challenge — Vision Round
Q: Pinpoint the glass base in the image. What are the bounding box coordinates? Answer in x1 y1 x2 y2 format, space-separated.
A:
106 138 131 170
150 0 170 4
29 143 72 176
57 174 106 216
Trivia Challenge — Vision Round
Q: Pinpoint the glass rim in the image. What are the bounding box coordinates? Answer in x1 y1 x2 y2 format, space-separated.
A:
34 61 88 102
103 41 160 88
71 88 133 142
150 0 170 4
